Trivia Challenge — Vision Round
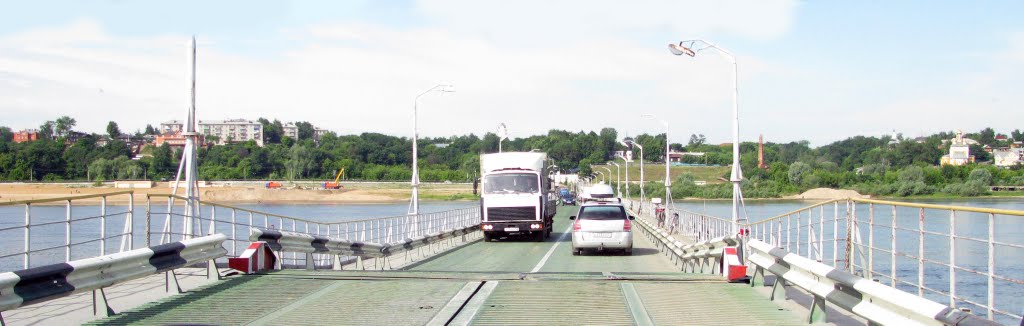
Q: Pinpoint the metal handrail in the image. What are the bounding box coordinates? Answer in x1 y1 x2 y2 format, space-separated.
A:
0 190 135 206
0 191 135 272
741 197 1023 324
851 197 1024 216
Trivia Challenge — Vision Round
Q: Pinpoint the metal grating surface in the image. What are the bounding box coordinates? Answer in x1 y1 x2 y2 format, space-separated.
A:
255 280 466 325
87 276 330 325
632 282 806 326
469 281 635 326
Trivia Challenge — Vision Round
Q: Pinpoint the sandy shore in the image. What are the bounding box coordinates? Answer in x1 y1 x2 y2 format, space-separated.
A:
0 182 475 205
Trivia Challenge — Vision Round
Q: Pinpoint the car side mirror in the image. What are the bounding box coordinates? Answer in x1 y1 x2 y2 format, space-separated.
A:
569 215 576 220
628 216 635 220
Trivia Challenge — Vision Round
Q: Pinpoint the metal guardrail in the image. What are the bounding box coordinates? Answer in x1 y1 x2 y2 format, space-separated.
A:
742 198 1023 324
0 234 226 319
748 238 997 325
145 194 480 267
0 191 135 271
631 196 1023 324
250 223 482 270
628 200 740 274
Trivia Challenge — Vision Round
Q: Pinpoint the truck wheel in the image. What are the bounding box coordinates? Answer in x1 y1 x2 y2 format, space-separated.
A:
572 248 580 256
535 231 545 242
483 232 493 242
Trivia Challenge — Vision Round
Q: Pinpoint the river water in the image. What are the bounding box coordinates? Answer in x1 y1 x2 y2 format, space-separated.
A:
1 198 1020 321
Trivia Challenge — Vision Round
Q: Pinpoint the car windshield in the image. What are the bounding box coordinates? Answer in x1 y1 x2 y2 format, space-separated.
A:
484 173 539 194
578 206 626 220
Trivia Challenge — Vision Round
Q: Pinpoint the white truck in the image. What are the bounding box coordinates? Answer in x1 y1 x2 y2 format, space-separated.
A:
479 152 556 242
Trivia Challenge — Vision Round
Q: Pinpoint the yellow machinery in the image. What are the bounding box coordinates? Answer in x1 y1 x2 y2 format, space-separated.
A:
324 168 344 189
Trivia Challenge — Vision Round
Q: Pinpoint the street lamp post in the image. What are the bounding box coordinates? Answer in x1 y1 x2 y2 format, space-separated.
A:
607 161 621 196
409 84 455 216
595 171 606 183
498 123 508 153
669 39 744 234
642 114 672 213
614 144 630 198
632 142 645 213
600 167 613 192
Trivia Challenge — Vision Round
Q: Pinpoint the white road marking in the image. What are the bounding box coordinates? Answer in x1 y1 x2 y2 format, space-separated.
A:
530 224 574 273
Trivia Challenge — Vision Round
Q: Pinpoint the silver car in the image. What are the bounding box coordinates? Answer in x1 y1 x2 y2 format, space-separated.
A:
570 201 634 255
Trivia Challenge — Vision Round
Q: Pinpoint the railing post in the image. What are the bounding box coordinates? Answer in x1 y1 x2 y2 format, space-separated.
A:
918 208 925 297
25 203 31 269
101 196 107 256
868 203 874 280
833 202 838 267
66 200 72 261
127 193 134 251
231 209 237 256
891 205 897 288
949 210 957 308
146 196 152 248
988 212 995 320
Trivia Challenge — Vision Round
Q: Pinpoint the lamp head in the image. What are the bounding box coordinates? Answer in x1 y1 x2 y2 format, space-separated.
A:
668 43 696 57
440 84 456 92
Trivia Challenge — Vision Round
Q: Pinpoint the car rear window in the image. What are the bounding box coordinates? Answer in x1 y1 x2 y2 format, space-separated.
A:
578 206 626 220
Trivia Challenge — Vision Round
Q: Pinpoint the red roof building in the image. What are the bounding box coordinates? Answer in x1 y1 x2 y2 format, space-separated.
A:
13 129 39 143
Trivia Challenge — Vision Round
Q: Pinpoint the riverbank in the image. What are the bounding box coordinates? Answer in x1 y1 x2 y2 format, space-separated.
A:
0 182 476 204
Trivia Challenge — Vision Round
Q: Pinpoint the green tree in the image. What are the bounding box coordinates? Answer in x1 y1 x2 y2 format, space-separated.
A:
296 121 315 141
106 121 122 138
788 162 812 187
54 116 76 139
688 134 706 147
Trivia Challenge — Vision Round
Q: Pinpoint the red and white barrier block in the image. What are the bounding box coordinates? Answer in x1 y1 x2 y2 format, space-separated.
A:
723 246 747 282
227 241 277 274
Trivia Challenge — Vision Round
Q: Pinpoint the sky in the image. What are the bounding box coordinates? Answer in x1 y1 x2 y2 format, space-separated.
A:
0 1 1021 146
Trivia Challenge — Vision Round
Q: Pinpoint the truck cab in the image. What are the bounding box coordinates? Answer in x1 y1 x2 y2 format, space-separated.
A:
479 152 556 242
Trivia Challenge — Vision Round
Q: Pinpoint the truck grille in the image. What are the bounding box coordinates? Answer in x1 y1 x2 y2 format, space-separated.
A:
487 206 536 221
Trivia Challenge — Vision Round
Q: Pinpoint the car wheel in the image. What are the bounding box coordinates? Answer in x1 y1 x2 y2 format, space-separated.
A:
572 248 580 256
624 247 633 255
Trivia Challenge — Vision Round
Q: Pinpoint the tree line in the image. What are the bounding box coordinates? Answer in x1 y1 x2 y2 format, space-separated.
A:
2 117 1022 198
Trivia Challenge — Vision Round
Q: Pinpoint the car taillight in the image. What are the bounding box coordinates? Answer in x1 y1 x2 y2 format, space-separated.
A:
573 220 581 231
623 219 631 231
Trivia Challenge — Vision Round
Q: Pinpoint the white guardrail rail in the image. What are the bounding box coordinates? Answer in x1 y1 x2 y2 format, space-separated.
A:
0 234 227 321
147 194 481 269
748 238 998 325
249 223 481 270
634 215 740 274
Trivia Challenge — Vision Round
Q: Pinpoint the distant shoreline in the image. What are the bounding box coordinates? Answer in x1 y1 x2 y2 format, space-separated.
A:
0 182 476 205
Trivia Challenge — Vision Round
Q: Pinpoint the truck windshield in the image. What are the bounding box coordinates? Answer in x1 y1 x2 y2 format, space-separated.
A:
484 173 539 194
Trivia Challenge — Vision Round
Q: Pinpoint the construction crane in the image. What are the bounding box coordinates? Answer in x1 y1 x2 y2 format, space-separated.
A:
324 168 344 189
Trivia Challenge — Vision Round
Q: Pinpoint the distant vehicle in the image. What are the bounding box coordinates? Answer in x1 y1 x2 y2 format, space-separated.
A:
570 201 634 255
478 152 557 242
324 168 344 189
588 184 615 200
266 181 283 189
577 186 592 203
561 193 576 206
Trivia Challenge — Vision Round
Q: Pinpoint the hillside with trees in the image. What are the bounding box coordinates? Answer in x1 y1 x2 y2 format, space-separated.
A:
1 117 1022 198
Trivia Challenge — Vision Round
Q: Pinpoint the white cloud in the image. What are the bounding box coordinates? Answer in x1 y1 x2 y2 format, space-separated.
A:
0 2 804 145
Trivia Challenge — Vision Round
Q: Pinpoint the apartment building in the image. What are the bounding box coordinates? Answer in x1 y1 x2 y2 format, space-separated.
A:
160 119 264 147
